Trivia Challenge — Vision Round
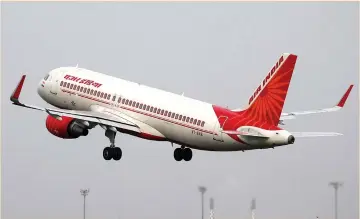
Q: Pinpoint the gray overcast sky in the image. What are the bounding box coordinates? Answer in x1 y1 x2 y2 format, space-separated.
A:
2 2 358 219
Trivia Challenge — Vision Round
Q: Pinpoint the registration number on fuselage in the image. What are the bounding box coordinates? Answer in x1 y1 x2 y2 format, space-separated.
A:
191 130 203 136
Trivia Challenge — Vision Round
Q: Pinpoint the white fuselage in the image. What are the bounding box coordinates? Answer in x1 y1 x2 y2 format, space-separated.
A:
37 67 292 151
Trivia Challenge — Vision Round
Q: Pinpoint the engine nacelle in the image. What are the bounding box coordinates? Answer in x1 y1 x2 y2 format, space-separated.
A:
45 115 89 139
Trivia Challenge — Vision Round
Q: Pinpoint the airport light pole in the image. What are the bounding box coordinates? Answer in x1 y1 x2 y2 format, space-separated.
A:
80 189 90 219
198 186 207 219
250 198 256 219
329 182 342 219
209 197 214 219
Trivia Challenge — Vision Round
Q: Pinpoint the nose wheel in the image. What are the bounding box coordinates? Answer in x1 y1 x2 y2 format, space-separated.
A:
173 147 192 161
103 128 122 161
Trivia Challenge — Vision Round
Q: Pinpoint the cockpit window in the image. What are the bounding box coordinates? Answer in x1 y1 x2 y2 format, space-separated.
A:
44 74 49 81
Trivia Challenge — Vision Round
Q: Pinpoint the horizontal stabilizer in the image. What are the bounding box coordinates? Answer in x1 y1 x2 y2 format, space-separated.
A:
291 132 343 137
221 130 269 138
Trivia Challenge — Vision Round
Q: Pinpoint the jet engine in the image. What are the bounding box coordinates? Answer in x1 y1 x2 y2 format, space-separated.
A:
45 115 89 139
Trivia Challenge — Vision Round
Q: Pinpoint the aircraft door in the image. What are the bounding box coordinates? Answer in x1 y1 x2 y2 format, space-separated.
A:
212 116 228 142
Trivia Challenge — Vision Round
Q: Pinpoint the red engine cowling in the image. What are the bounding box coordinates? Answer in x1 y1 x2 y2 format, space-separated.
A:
45 115 89 139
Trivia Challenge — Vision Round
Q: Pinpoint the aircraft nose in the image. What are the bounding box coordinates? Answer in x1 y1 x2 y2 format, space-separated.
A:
288 135 295 144
37 80 45 98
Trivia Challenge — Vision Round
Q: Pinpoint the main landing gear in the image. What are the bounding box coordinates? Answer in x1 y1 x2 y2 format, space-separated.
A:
173 147 193 161
103 129 122 161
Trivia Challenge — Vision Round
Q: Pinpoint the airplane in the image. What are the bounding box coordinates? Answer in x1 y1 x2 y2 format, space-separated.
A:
10 53 354 162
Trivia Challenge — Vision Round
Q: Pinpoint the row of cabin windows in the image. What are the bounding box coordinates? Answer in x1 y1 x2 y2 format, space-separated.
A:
60 81 113 100
60 81 206 127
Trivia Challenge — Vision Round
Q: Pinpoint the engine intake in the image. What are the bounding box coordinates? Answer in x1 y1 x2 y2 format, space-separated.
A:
46 115 89 139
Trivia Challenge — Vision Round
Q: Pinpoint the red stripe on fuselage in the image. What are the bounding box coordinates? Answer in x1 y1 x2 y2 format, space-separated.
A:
61 89 216 135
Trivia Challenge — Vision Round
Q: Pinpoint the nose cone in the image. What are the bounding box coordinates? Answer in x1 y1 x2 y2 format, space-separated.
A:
37 80 46 100
288 135 295 144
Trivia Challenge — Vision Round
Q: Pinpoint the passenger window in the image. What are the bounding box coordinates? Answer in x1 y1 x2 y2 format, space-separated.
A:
132 102 136 107
194 119 197 125
186 117 190 122
63 82 67 87
129 100 133 106
171 113 175 118
60 81 63 86
100 92 104 98
164 111 168 116
175 114 179 119
77 86 80 91
136 102 139 108
143 105 147 110
139 103 143 108
190 118 193 123
70 84 73 89
201 121 205 127
107 94 111 100
80 87 83 92
157 109 161 114
146 105 150 111
94 91 97 96
179 115 182 120
197 120 201 126
182 116 186 121
112 95 116 101
125 100 129 105
150 106 154 112
73 85 77 90
67 83 70 88
118 97 121 103
161 110 164 115
97 92 101 97
122 99 126 104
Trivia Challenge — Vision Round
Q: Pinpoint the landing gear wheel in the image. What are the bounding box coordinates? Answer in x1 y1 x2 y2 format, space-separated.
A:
103 147 113 160
113 147 122 161
103 128 122 161
174 148 183 161
182 148 192 161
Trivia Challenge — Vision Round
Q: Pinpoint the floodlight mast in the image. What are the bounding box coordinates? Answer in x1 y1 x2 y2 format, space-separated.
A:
198 186 207 219
209 197 214 219
329 182 343 219
80 189 90 219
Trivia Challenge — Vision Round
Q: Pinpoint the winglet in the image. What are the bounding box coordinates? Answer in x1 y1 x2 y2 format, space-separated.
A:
10 75 26 104
336 85 354 107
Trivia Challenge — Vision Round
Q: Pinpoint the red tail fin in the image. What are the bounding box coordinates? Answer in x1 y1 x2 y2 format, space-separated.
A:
242 53 298 126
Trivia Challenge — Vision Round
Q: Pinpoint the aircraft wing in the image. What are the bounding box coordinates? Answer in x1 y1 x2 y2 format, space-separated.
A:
10 75 141 133
279 85 354 123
